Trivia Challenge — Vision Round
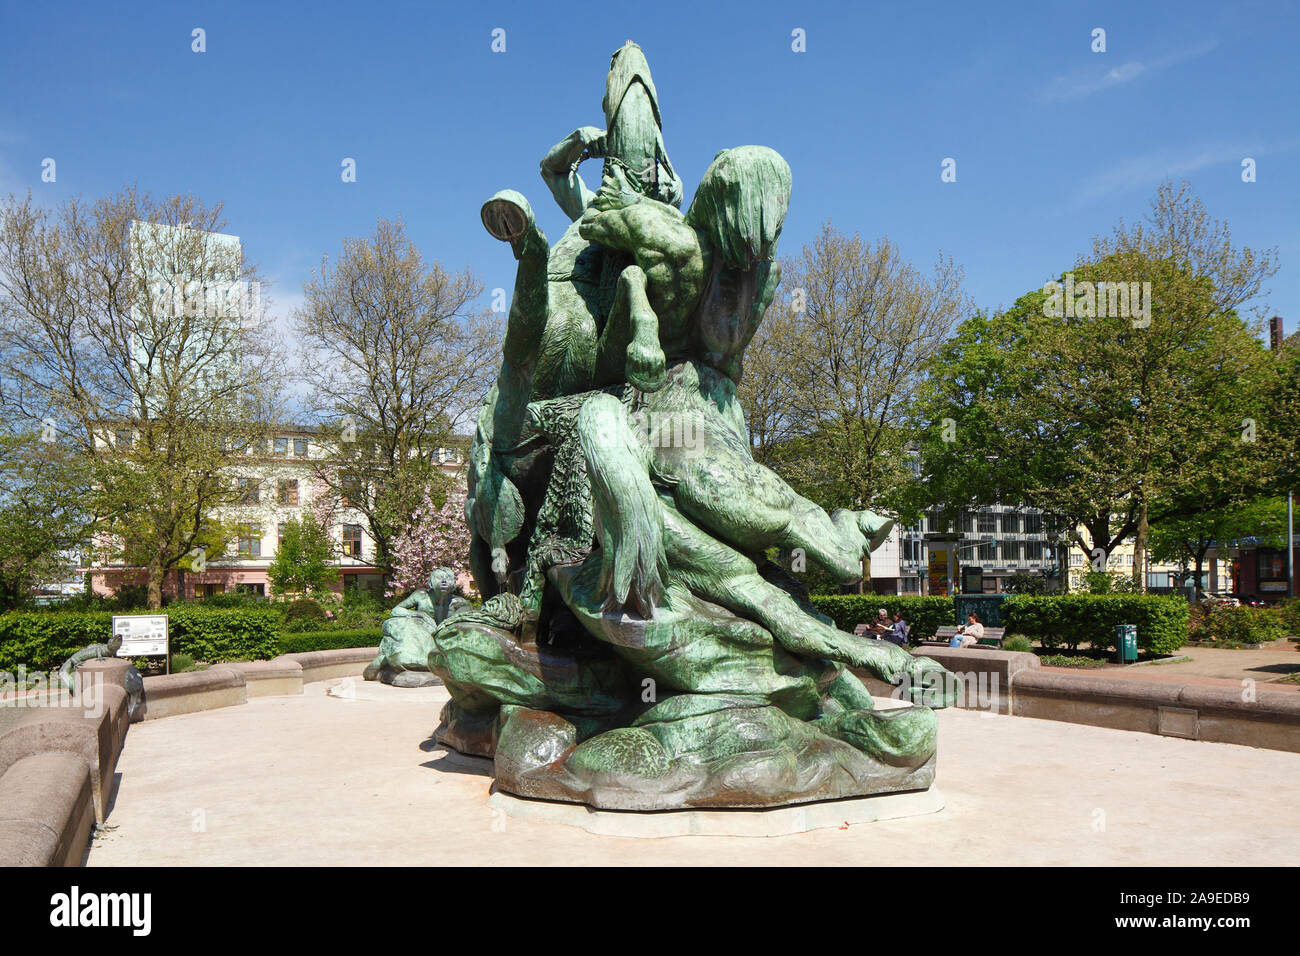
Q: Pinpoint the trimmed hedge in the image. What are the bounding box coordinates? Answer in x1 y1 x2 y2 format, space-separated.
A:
278 629 382 654
1002 594 1188 654
1192 605 1287 646
167 605 282 662
810 595 955 644
0 606 282 671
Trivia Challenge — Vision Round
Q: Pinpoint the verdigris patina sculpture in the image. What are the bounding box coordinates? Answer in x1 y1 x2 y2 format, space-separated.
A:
58 634 144 720
364 568 469 687
421 41 956 810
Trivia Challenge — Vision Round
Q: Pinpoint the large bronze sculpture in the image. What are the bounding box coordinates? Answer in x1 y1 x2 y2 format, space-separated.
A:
424 42 956 810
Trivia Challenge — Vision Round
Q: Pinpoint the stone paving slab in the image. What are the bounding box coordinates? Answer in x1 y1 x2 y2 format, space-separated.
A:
86 680 1300 866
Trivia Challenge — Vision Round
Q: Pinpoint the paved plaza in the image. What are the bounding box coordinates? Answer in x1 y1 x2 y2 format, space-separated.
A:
1044 640 1300 689
86 680 1300 867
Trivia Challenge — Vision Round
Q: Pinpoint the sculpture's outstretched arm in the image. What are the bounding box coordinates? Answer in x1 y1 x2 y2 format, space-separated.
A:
577 195 693 263
540 127 605 222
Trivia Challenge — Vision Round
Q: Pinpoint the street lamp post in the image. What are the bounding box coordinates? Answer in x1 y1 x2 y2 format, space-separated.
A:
1288 492 1295 599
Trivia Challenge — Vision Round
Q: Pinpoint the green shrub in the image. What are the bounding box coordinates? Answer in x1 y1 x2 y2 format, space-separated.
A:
195 592 273 609
0 605 282 671
282 598 327 630
1276 598 1300 638
1002 594 1188 654
163 605 283 662
168 652 210 673
330 604 389 631
1003 572 1048 595
1081 571 1138 594
278 629 382 654
810 595 955 643
1040 653 1107 668
1002 635 1033 652
1193 605 1287 646
0 610 113 671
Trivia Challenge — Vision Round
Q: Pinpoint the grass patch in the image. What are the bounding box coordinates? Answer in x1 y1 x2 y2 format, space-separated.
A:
1040 653 1108 669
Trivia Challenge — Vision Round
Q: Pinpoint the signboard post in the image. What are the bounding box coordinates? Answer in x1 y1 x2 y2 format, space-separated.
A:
111 614 170 674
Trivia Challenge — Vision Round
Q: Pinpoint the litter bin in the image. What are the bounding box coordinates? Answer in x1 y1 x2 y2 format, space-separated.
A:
1116 624 1138 663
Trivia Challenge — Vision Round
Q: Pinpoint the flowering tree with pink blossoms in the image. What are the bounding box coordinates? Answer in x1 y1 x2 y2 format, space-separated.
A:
386 480 471 597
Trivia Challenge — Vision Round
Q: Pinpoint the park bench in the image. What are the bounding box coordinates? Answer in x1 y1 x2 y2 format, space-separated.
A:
853 622 912 643
932 625 1005 649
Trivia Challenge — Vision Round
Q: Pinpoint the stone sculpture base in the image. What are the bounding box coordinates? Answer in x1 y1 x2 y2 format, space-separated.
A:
486 786 944 838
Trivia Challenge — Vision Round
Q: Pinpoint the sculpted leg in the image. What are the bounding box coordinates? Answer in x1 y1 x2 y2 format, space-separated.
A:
594 264 666 392
664 428 871 583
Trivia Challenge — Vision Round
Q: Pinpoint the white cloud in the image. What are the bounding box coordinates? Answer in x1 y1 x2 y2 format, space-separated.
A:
1038 40 1218 103
1073 143 1250 204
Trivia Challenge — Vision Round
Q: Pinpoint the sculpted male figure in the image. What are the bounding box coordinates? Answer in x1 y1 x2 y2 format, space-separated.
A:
363 568 468 686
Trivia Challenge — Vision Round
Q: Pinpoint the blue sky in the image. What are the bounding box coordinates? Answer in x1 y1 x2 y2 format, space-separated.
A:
2 0 1296 338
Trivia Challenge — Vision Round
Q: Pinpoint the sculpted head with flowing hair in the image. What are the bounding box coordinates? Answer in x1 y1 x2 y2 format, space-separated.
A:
686 146 792 271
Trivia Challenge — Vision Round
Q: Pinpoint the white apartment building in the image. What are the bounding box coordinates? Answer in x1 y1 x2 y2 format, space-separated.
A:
87 426 465 600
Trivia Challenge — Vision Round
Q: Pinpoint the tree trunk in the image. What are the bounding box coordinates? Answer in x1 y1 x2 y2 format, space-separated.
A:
147 560 165 610
1133 500 1149 592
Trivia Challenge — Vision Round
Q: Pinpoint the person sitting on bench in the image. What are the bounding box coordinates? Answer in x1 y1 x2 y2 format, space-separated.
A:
886 610 909 649
868 607 890 635
948 611 984 648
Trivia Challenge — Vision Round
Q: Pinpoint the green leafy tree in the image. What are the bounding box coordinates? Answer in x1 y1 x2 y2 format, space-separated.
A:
267 515 339 596
0 188 281 608
1150 497 1288 594
910 183 1277 590
0 429 94 609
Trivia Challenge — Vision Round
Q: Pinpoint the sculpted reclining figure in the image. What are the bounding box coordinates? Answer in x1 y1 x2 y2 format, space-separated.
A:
420 42 955 810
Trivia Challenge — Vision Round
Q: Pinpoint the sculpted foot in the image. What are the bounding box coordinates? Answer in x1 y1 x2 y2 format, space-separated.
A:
481 190 536 259
626 339 666 392
857 510 896 553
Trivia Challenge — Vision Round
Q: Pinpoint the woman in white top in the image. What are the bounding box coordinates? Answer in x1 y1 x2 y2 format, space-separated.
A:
949 611 985 648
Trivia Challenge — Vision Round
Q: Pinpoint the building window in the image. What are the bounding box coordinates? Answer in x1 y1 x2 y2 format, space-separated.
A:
341 475 363 508
977 512 996 535
237 477 260 505
273 437 288 456
1001 514 1020 535
342 524 363 558
901 577 920 594
293 438 308 457
237 524 262 558
277 522 287 550
198 583 223 597
1025 541 1044 561
236 583 265 597
277 479 299 506
1000 541 1021 563
1023 513 1042 534
977 541 995 562
1070 552 1084 567
115 429 133 449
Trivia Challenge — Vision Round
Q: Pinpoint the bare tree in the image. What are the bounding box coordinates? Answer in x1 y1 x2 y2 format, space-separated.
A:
0 187 281 608
741 222 968 513
294 217 500 581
